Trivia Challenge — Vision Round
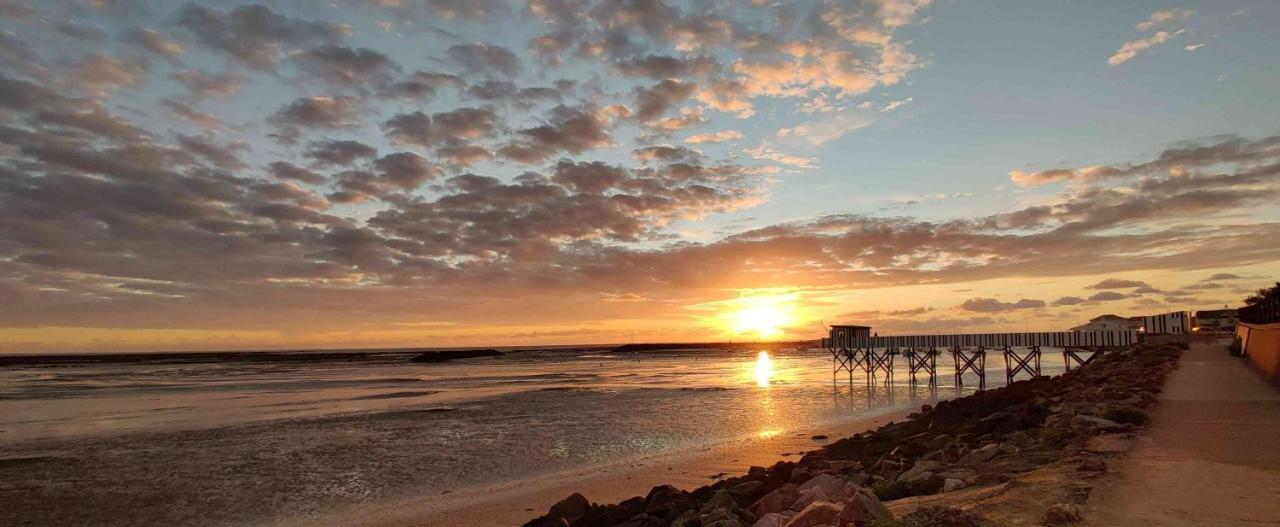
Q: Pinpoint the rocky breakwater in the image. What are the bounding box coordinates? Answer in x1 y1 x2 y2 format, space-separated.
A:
523 342 1182 527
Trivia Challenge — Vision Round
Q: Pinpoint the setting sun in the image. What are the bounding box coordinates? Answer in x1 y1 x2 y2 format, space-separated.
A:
728 296 795 340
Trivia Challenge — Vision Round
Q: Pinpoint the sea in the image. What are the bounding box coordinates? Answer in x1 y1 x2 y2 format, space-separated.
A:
0 346 1074 525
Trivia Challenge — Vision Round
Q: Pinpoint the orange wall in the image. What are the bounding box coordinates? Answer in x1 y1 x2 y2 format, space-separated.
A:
1238 322 1280 382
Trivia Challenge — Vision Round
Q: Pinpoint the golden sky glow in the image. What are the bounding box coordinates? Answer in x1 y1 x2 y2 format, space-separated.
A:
0 3 1278 353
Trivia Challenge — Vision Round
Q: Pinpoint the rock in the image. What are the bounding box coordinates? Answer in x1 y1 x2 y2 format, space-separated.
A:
789 486 831 512
1074 415 1124 433
618 513 665 527
837 487 893 525
901 505 990 527
898 460 945 481
749 484 799 517
547 493 590 523
730 480 768 502
896 460 946 495
958 443 1000 465
782 501 843 527
798 473 846 499
1042 503 1081 525
942 478 967 493
1077 458 1107 472
751 512 787 527
974 411 1012 434
898 470 944 495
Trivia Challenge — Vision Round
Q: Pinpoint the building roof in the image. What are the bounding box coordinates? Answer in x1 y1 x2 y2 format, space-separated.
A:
830 324 872 329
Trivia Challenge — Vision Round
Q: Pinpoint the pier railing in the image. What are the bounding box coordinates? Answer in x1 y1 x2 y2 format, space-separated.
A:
825 330 1138 389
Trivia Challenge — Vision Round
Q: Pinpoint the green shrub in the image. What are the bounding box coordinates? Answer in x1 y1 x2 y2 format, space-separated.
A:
872 480 911 501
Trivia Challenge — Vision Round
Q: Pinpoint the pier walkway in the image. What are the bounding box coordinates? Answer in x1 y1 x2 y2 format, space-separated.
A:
1089 341 1280 526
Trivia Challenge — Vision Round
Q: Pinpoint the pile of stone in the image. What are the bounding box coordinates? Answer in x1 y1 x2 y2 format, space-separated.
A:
523 342 1182 527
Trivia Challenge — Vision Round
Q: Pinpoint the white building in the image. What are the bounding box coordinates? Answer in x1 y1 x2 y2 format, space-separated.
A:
1071 314 1140 332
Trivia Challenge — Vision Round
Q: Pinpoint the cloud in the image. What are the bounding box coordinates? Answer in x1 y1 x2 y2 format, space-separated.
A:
1135 8 1194 32
304 140 378 166
686 130 742 144
177 4 345 70
635 79 697 122
960 297 1046 313
123 28 185 59
881 97 913 112
1108 30 1182 66
1184 43 1206 52
1208 273 1243 281
497 105 615 163
447 43 521 77
379 71 464 101
294 45 400 88
383 107 499 148
269 96 362 142
267 161 326 185
1087 291 1129 302
1052 296 1085 306
1109 9 1193 66
169 69 243 99
1009 134 1280 186
1087 278 1150 289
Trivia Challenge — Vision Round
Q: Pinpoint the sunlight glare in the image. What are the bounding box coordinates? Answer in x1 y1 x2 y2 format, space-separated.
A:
754 351 773 387
729 296 794 339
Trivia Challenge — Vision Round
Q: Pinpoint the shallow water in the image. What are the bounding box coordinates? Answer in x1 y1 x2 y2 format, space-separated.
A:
0 347 1076 525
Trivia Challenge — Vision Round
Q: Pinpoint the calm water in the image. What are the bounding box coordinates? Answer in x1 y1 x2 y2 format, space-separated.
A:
0 347 1075 524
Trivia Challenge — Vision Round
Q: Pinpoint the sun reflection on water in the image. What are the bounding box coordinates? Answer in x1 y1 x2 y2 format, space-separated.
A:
754 351 773 387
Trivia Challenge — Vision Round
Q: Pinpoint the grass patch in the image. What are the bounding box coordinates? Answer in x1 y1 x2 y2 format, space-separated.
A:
871 480 911 501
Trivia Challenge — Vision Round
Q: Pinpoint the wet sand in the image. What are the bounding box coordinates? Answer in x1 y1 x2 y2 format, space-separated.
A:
277 408 913 527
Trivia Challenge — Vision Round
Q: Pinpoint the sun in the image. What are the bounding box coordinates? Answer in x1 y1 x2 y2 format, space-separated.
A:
728 296 794 340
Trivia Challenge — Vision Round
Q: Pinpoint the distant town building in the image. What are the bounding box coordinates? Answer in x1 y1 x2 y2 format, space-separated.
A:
1071 314 1141 332
1194 309 1239 334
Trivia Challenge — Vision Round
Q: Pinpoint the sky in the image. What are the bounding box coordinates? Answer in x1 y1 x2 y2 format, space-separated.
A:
1 0 1278 353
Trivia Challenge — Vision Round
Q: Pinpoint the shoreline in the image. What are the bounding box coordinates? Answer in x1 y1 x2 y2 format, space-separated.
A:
273 406 917 527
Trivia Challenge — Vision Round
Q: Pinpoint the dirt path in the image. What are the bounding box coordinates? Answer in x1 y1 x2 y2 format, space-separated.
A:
1088 341 1280 526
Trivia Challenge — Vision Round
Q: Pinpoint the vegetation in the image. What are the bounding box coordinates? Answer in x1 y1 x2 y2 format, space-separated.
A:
1245 282 1280 305
1102 406 1148 425
871 480 911 501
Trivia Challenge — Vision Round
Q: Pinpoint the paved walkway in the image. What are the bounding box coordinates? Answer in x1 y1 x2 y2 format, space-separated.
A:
1090 341 1280 526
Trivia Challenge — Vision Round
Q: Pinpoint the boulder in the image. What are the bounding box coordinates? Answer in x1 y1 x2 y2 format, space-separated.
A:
1042 503 1081 525
941 478 967 493
752 512 788 527
749 484 800 517
789 486 831 512
783 501 843 527
898 460 945 482
958 443 1000 465
1077 458 1107 472
547 493 590 523
836 487 893 526
730 480 768 502
798 473 846 499
1074 415 1124 433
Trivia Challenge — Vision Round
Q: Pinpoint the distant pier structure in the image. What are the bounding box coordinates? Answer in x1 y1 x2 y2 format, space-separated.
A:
823 326 1140 389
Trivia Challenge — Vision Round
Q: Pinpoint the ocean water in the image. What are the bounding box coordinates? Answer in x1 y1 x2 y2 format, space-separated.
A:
0 347 1074 525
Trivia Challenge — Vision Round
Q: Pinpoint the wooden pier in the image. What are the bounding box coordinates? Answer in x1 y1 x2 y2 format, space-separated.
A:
823 326 1140 389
